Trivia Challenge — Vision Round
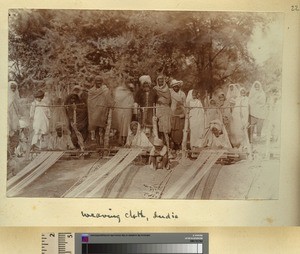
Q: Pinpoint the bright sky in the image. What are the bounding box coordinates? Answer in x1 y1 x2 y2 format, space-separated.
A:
247 16 284 66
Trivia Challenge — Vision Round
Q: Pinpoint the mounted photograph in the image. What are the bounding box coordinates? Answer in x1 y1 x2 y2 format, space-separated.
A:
6 9 283 199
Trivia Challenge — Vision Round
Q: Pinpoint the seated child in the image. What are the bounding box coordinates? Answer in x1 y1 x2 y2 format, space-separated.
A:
149 138 169 170
15 118 29 157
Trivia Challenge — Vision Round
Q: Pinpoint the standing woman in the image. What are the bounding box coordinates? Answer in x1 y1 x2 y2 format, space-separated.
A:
226 84 240 101
229 87 250 148
188 89 205 149
206 98 222 127
248 81 266 143
8 81 21 157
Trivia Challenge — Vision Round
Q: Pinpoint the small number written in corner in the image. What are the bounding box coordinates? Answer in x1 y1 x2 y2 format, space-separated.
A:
291 5 300 11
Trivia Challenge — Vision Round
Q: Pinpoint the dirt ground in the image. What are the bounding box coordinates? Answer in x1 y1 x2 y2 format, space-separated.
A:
7 139 280 200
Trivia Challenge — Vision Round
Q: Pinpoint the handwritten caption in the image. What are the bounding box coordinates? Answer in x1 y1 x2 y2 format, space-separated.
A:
81 208 179 223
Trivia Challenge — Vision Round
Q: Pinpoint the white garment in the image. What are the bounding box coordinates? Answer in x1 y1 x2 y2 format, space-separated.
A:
30 100 51 145
125 122 153 149
226 84 240 101
188 98 205 148
249 81 266 119
204 119 232 149
230 95 249 148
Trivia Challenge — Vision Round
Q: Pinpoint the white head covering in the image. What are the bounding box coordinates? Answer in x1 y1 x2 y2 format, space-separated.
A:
139 75 151 85
249 81 266 119
8 81 20 105
170 79 183 88
126 121 153 148
226 84 240 100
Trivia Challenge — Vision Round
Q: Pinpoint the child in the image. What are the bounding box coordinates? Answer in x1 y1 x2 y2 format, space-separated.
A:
30 90 51 150
15 118 29 157
149 138 169 170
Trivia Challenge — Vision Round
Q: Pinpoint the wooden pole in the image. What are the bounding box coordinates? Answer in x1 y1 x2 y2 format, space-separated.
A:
104 108 112 151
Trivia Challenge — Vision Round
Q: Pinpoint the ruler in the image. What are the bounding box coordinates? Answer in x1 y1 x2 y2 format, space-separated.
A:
41 233 75 254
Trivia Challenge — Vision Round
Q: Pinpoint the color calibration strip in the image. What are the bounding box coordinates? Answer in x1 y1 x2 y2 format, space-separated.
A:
82 243 203 254
42 233 208 254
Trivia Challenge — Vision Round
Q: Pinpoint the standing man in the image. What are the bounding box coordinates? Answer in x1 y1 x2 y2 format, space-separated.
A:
134 75 157 137
169 79 186 152
153 75 172 149
87 75 113 146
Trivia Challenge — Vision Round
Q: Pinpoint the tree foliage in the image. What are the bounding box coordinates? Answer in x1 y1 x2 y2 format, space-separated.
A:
8 9 279 98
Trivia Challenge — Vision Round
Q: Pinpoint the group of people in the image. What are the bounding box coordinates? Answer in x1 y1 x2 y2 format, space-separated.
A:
8 74 274 168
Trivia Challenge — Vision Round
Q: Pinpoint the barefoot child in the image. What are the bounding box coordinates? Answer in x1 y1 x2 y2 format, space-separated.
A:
149 138 169 170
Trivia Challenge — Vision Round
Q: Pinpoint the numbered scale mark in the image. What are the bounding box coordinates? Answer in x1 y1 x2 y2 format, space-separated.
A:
41 233 75 254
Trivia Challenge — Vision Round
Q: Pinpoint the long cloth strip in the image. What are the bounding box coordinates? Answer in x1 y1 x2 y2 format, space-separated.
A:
161 150 212 199
201 164 223 199
85 148 142 198
64 148 131 197
178 150 225 199
7 151 64 196
7 152 52 188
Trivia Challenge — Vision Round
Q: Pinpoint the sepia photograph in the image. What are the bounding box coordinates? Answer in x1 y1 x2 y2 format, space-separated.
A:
6 9 283 200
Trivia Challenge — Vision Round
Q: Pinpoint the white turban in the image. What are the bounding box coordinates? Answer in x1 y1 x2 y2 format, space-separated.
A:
139 75 151 85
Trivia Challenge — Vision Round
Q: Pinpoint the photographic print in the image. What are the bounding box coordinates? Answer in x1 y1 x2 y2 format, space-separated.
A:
7 9 283 200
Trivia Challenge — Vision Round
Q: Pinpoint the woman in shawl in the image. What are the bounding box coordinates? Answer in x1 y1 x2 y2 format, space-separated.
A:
248 81 266 142
112 82 135 146
188 89 206 149
125 121 153 149
8 81 21 137
153 75 172 148
229 87 250 148
87 76 113 143
206 98 222 127
203 119 232 149
214 89 232 135
65 93 88 150
226 84 240 101
169 79 186 151
30 90 51 150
